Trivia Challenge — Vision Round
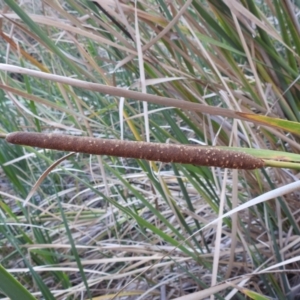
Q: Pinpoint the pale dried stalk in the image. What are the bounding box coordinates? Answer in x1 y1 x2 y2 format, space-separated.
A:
6 132 264 169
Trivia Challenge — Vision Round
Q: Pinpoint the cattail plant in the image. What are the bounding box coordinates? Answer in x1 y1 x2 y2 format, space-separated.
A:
6 132 264 170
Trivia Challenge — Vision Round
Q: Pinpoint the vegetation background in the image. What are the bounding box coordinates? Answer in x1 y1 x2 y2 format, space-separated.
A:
0 0 300 299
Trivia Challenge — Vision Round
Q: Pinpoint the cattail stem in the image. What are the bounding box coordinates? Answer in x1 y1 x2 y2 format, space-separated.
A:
6 132 264 169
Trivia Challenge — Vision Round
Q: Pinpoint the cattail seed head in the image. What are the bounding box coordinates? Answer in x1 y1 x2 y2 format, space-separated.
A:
6 132 265 170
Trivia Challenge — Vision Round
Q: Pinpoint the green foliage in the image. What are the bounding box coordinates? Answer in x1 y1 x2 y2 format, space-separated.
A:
0 264 37 300
0 0 299 299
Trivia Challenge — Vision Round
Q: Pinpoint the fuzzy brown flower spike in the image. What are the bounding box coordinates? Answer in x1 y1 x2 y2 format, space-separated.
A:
6 132 264 170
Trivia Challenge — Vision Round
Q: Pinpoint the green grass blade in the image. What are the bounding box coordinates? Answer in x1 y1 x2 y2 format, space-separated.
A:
0 264 37 300
56 197 92 299
3 0 87 77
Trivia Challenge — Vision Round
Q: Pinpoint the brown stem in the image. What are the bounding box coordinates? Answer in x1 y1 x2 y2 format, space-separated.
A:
6 132 264 169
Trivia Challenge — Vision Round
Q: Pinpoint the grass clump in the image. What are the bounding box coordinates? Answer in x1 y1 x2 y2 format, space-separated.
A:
0 0 300 299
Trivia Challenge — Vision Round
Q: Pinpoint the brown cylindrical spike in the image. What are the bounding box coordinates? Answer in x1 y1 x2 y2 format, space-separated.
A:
6 132 265 170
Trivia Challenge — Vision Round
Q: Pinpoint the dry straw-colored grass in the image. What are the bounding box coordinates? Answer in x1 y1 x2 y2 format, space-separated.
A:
0 0 300 299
